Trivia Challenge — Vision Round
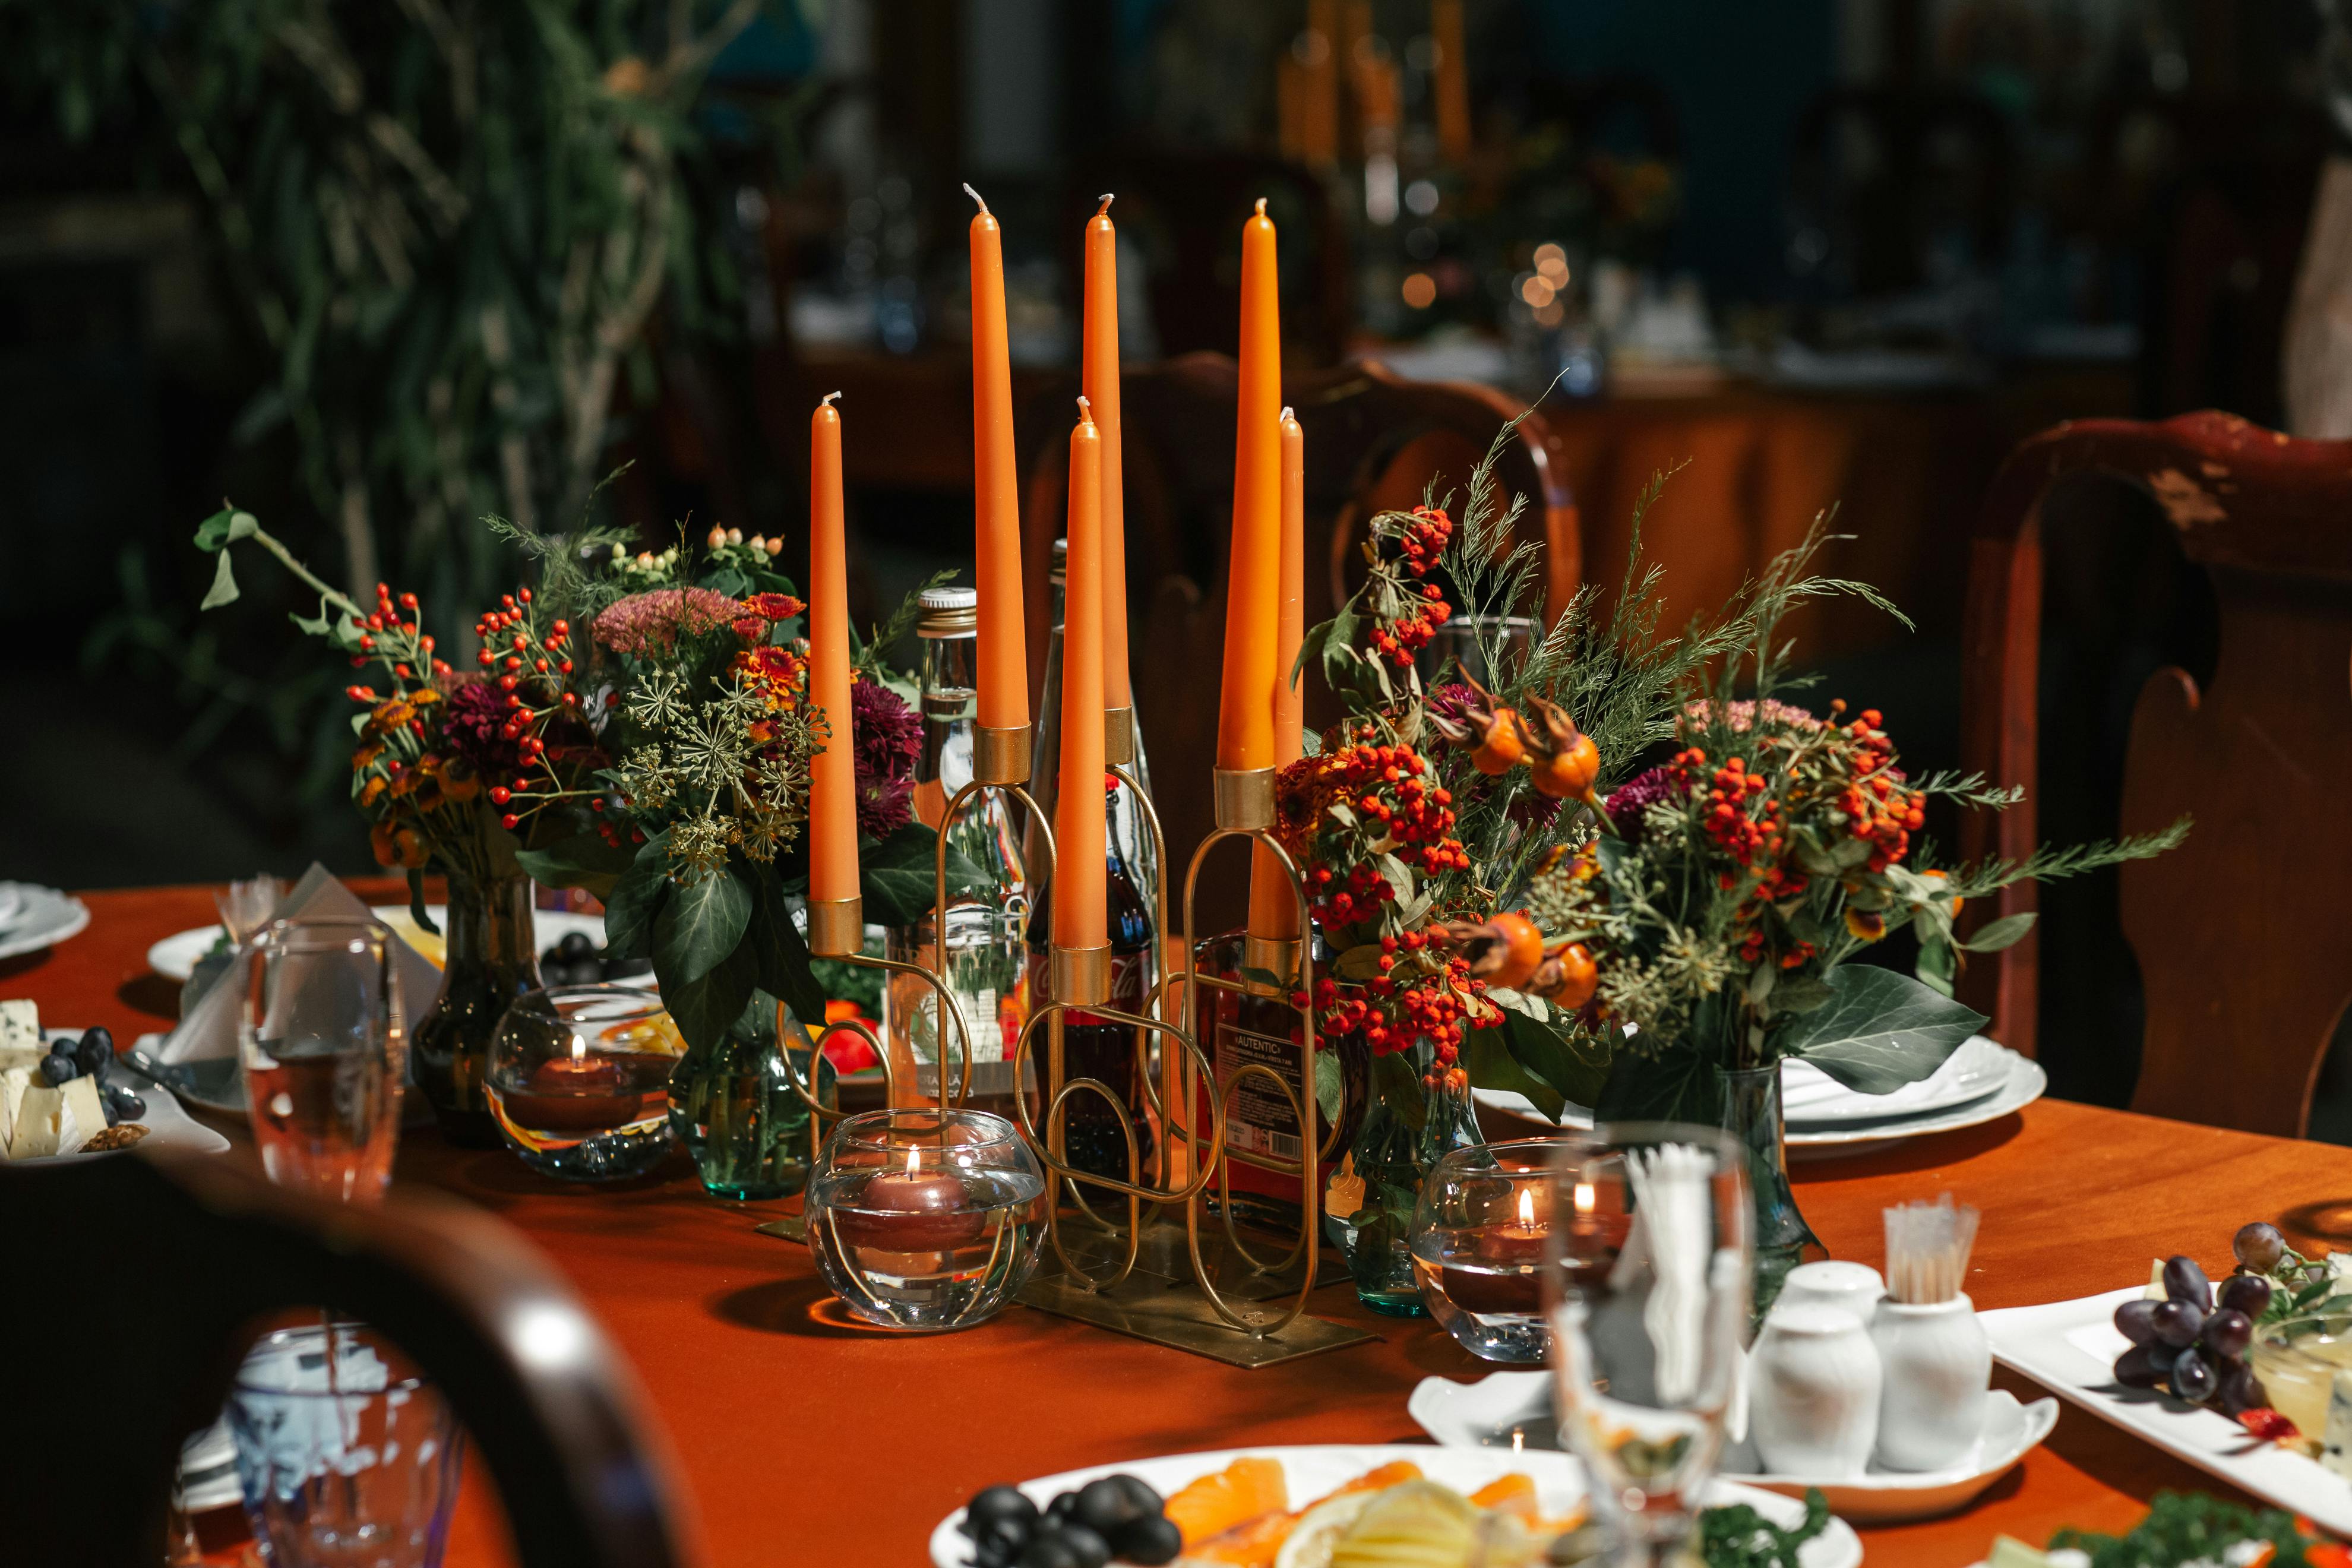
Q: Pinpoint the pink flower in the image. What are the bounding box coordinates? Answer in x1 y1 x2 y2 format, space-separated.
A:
592 587 744 656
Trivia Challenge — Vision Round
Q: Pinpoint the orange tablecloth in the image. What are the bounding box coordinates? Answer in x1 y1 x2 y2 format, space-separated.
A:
7 884 2329 1566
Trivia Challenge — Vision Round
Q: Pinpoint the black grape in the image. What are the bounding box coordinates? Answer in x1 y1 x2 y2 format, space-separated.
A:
2218 1273 2274 1319
2114 1345 2164 1389
2164 1256 2212 1307
2234 1223 2287 1272
2171 1349 2217 1402
2152 1298 2205 1348
2114 1298 2161 1346
2201 1308 2253 1360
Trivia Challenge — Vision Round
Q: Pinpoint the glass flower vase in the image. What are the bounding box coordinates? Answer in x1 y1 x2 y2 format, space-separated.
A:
1720 1062 1826 1317
669 995 832 1200
1324 1041 1483 1315
411 870 541 1149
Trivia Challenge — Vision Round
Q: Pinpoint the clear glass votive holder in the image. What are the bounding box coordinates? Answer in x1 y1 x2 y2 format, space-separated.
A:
487 986 684 1181
805 1107 1049 1332
225 1322 463 1568
1409 1137 1563 1362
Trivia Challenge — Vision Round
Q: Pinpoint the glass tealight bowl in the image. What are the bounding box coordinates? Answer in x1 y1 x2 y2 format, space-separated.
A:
804 1107 1048 1332
2250 1314 2352 1440
487 986 684 1181
1409 1137 1564 1362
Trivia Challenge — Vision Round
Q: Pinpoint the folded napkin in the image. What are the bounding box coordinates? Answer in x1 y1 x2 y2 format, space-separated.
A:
156 864 445 1068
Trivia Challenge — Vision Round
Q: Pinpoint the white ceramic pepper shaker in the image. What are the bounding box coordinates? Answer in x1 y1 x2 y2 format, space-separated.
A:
1750 1304 1882 1477
1872 1293 1991 1470
1774 1260 1885 1323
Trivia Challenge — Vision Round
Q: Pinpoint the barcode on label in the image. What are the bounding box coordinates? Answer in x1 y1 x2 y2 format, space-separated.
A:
1264 1130 1300 1160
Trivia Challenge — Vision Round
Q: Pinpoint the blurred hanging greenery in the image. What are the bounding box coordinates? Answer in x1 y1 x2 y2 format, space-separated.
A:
5 0 813 831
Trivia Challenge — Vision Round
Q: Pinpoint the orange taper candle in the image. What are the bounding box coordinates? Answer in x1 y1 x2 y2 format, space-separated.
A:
1053 400 1108 950
1247 406 1307 941
808 392 859 906
1215 198 1283 772
966 184 1029 734
1082 194 1131 710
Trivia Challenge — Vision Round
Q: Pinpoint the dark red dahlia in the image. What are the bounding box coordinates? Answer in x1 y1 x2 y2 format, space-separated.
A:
438 676 524 782
851 679 922 839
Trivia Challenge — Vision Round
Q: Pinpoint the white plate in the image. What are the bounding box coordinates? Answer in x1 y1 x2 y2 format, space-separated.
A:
11 1030 232 1161
1473 1038 2044 1152
927 1444 1861 1568
1983 1286 2352 1535
0 884 91 961
1781 1036 2011 1127
0 884 24 931
1408 1369 2054 1526
148 905 609 981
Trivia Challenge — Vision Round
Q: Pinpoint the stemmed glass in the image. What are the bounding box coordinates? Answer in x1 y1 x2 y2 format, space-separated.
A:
1544 1123 1752 1567
239 915 407 1205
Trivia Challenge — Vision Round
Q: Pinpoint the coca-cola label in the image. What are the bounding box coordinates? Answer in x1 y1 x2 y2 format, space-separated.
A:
1026 949 1149 1028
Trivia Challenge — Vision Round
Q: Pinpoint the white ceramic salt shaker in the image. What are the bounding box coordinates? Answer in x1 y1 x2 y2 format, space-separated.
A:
1749 1304 1883 1478
1775 1260 1884 1323
1871 1293 1991 1471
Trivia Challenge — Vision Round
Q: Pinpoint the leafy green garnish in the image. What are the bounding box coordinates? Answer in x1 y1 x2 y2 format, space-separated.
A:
1699 1487 1830 1568
2050 1490 2329 1567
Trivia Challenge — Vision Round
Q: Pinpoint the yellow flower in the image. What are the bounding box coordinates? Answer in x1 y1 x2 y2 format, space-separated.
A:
1844 908 1886 943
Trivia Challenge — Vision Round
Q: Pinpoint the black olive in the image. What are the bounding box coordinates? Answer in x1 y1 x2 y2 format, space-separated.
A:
1110 1475 1163 1516
77 1028 113 1079
1055 1524 1110 1568
106 1086 146 1123
1016 1534 1081 1568
557 930 596 960
968 1487 1039 1534
1073 1477 1144 1535
39 1052 76 1086
1114 1514 1182 1566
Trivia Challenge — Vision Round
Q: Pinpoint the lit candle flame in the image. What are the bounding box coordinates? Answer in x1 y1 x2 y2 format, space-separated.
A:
1573 1180 1595 1215
1518 1187 1537 1229
905 1146 920 1178
569 1032 586 1064
1512 1428 1525 1454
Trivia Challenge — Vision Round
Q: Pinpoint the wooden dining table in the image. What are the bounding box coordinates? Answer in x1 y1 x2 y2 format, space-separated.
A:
12 881 2345 1566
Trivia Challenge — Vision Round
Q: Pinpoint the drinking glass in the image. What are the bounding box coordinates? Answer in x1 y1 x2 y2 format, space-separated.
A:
1544 1123 1752 1566
241 916 405 1203
1420 614 1541 688
226 1322 463 1568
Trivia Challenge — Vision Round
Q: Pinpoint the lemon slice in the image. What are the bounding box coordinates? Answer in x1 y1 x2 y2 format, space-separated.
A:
1274 1492 1379 1568
1326 1481 1479 1568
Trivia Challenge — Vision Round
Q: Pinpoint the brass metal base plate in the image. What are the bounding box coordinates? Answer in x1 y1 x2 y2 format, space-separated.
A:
754 1215 807 1243
1015 1271 1375 1367
1036 1215 1349 1298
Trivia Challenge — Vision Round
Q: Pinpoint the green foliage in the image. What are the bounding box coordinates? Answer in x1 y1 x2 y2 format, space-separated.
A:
1775 966 1983 1093
2047 1491 2335 1568
1697 1490 1831 1568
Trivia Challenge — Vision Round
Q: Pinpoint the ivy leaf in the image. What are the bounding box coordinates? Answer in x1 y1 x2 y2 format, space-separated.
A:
194 506 258 552
1493 1007 1611 1112
1315 1047 1343 1124
655 864 753 986
1961 911 2037 953
747 866 830 1030
517 830 638 901
1768 974 1836 1016
601 832 673 961
1915 939 1957 997
663 937 758 1052
1780 965 1986 1095
1465 1022 1566 1123
858 821 976 928
199 551 240 610
1595 1042 1720 1125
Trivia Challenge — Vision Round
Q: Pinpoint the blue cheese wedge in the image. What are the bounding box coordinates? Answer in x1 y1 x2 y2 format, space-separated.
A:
2323 1369 2352 1478
0 1001 42 1073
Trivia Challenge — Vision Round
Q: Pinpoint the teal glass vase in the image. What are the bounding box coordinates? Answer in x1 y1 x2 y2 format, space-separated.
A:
1324 1040 1483 1316
1719 1061 1826 1317
668 992 833 1200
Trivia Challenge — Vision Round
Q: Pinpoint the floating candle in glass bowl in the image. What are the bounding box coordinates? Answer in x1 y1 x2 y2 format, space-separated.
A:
1409 1139 1564 1362
487 987 682 1180
805 1108 1048 1331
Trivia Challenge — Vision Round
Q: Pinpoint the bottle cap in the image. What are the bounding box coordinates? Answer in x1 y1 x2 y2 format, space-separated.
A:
916 584 979 637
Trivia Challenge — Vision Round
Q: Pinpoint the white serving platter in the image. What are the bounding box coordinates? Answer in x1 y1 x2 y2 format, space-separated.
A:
1472 1037 2044 1154
1408 1368 2054 1525
9 1030 231 1162
927 1443 1861 1568
1981 1285 2352 1536
148 905 609 981
0 883 91 961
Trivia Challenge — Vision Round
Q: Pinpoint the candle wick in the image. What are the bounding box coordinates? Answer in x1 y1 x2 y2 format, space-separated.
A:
1096 192 1114 217
1280 404 1295 422
1076 394 1093 426
963 182 989 215
819 390 842 409
1254 196 1267 217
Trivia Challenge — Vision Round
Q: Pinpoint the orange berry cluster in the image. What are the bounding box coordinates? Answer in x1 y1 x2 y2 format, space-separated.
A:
344 581 449 683
1292 740 1466 931
1832 708 1922 872
1364 504 1454 669
1308 933 1482 1079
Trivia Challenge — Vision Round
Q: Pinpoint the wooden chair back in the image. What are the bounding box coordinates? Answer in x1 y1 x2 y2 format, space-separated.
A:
1959 410 2352 1136
0 1152 696 1568
1018 353 1576 930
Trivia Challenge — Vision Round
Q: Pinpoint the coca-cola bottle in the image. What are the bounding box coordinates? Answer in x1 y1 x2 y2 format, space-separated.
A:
1025 774 1157 1182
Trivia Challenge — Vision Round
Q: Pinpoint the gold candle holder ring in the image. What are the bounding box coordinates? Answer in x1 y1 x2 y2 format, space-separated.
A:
973 723 1033 786
1051 944 1112 1007
804 896 865 958
1103 707 1137 766
1240 934 1303 993
1213 766 1276 831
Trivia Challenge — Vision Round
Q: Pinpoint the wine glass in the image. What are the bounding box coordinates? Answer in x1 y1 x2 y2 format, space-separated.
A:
239 915 406 1203
1544 1123 1751 1567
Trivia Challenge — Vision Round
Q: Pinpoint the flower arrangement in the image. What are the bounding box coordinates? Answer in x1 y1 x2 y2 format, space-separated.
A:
194 506 963 1051
1286 434 2187 1135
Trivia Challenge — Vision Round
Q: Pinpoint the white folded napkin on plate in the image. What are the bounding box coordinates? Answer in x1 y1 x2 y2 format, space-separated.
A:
156 864 444 1066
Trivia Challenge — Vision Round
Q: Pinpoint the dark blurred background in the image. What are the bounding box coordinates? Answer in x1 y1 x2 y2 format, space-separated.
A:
0 0 2331 1111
